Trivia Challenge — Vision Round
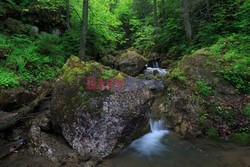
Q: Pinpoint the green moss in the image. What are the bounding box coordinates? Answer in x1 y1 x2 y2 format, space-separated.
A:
120 53 128 60
207 128 221 141
61 56 101 83
244 104 250 118
231 132 250 146
116 72 124 79
120 51 148 62
101 70 115 79
170 68 187 84
79 86 84 91
75 93 88 104
101 56 109 64
62 67 85 83
196 80 213 96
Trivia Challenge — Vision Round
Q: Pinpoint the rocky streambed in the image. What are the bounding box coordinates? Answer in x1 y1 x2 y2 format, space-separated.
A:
0 49 249 167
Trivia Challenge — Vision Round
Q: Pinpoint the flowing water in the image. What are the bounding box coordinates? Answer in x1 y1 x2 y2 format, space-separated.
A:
104 119 250 167
144 61 169 76
1 119 250 167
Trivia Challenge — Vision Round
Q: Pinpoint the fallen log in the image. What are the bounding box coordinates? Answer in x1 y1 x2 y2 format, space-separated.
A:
0 89 50 131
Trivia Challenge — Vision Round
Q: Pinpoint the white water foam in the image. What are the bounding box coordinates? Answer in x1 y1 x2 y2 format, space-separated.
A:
129 119 169 156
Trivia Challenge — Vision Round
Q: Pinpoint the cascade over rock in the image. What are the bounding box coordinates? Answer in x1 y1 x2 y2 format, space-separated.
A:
51 56 154 158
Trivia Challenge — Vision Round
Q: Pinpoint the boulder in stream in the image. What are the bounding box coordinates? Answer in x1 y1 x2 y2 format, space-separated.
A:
118 50 148 76
51 56 153 158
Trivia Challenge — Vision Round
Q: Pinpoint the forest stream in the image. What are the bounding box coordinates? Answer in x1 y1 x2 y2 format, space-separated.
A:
0 119 250 167
0 0 249 166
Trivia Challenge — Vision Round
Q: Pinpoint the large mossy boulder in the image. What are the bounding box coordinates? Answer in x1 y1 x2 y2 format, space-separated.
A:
118 50 148 76
4 18 32 34
154 49 249 144
51 56 153 158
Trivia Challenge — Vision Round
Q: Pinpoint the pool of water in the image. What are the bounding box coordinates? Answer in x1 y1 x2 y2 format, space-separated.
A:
104 120 250 167
0 120 250 167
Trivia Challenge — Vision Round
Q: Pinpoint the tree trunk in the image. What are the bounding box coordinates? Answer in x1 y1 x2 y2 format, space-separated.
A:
153 0 159 28
161 0 166 24
66 0 70 30
182 0 192 42
79 0 89 60
205 0 211 21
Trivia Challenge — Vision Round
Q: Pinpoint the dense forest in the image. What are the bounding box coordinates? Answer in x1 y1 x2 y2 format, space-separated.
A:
0 0 249 166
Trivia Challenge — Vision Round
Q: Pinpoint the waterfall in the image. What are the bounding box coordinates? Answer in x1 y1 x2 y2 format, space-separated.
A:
144 61 169 76
129 119 169 156
150 119 165 132
152 61 159 68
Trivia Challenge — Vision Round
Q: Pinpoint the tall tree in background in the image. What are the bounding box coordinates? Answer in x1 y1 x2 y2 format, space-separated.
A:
133 0 152 19
205 0 211 21
66 0 70 30
160 0 166 25
182 0 192 42
79 0 89 60
153 0 159 28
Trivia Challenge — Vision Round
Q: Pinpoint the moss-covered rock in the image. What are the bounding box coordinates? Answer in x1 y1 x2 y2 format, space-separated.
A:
51 56 154 158
100 54 116 68
153 48 249 144
118 50 148 76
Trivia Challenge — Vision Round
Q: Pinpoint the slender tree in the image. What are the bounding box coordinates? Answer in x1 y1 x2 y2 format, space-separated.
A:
160 0 166 24
79 0 89 60
205 0 211 21
182 0 192 42
66 0 70 30
153 0 159 28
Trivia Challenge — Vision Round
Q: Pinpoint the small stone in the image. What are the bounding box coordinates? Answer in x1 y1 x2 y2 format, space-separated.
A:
30 26 39 35
174 126 180 133
83 160 97 167
52 29 61 36
79 154 92 162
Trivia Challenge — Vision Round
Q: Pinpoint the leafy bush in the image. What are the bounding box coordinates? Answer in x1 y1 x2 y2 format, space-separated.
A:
170 67 187 84
0 67 20 88
207 128 220 141
0 33 66 88
231 132 250 146
244 104 250 118
210 34 250 93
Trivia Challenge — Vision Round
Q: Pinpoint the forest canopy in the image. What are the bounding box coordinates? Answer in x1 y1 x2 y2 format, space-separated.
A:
0 0 249 91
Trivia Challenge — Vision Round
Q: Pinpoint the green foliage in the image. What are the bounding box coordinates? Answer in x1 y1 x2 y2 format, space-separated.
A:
231 132 250 146
102 70 114 79
210 34 250 93
196 80 213 96
207 128 220 141
0 33 66 88
244 104 250 118
170 67 186 84
69 0 124 54
0 67 20 88
132 23 155 51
